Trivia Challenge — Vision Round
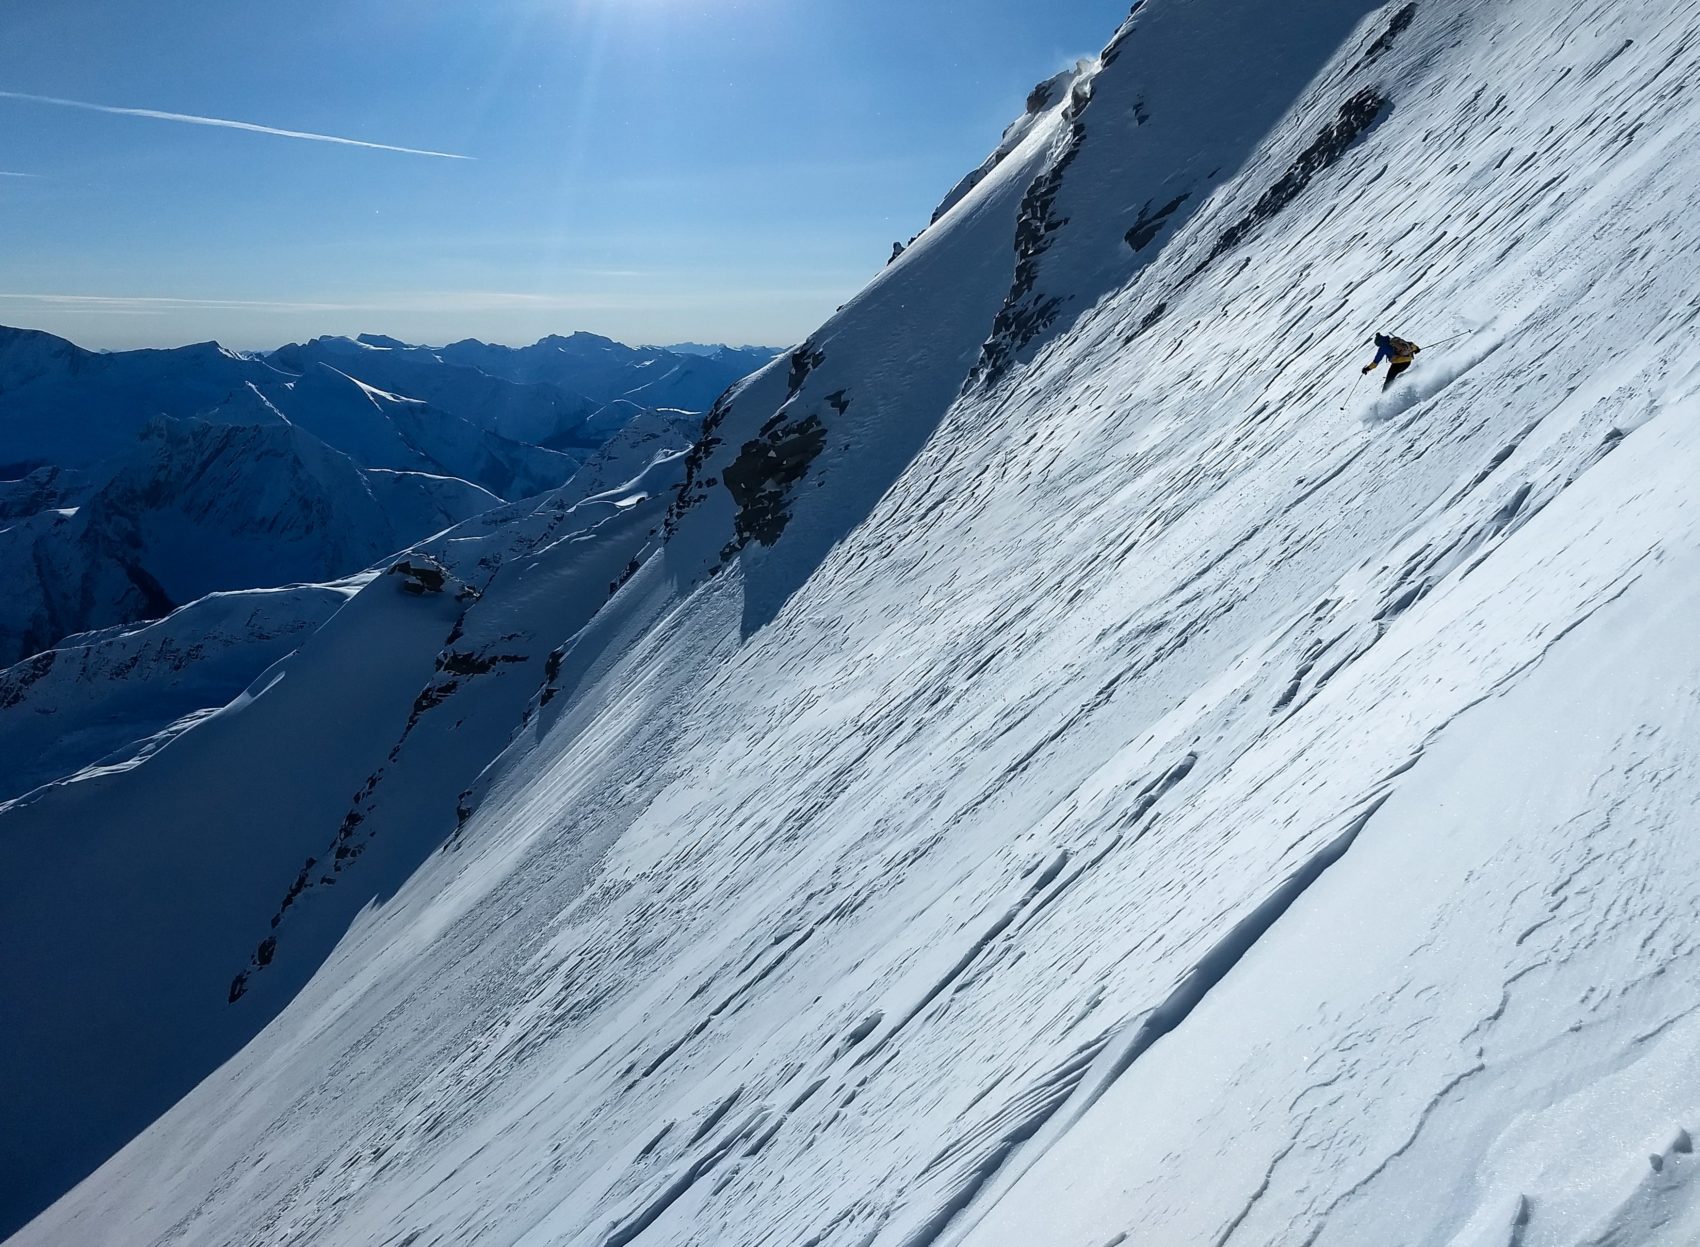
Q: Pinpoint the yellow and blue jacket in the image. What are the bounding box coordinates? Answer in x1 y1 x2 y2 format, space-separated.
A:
1369 335 1420 366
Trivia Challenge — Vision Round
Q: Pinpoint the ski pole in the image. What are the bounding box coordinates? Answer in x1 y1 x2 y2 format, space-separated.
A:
1422 331 1471 350
1340 370 1366 412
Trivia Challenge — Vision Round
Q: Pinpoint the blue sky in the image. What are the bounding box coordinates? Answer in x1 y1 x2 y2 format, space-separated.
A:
0 0 1132 351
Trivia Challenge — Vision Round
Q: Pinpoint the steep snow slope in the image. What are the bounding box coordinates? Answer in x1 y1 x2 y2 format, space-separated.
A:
11 0 1700 1244
0 458 686 1238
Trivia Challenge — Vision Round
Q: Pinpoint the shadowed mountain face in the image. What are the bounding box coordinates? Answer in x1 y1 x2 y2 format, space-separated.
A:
0 417 497 665
0 326 770 474
10 0 1700 1244
0 329 765 665
425 332 781 414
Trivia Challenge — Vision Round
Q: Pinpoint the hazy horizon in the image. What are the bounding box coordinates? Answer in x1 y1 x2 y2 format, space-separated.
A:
0 319 788 356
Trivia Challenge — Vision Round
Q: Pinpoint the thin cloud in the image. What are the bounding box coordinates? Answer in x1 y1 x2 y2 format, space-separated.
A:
0 170 41 177
0 90 472 160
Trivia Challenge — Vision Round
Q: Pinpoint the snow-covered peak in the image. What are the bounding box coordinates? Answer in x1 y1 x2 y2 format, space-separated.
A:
537 330 620 351
0 325 91 398
928 59 1096 228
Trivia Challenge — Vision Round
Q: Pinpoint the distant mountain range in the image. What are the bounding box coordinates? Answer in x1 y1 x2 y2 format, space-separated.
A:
0 325 778 664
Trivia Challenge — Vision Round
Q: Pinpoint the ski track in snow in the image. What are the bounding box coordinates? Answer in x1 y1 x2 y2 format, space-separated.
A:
8 0 1700 1244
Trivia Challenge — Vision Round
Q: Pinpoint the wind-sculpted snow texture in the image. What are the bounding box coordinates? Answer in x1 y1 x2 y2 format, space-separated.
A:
10 0 1700 1244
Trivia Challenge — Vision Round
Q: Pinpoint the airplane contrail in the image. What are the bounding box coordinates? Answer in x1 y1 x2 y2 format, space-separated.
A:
0 89 473 160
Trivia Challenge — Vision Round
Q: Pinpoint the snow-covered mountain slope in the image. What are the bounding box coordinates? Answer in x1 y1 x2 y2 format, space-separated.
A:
0 328 295 471
0 466 85 520
0 324 747 496
269 336 603 450
927 62 1090 229
264 335 774 452
435 332 780 413
245 364 578 501
0 324 748 670
616 352 773 416
0 455 685 1238
665 342 783 359
0 580 361 803
0 416 496 665
10 0 1700 1244
549 408 700 511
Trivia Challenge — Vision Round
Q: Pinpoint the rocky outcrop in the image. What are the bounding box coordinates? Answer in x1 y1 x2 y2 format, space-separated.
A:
0 466 86 521
720 412 830 555
1190 88 1390 279
971 77 1097 387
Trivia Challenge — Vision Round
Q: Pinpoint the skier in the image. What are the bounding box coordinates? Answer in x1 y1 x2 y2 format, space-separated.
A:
1362 332 1421 389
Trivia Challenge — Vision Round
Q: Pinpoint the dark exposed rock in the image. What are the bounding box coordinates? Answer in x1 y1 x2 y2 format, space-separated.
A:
609 558 642 598
662 389 735 542
787 342 825 396
1026 77 1062 114
437 650 525 677
1190 89 1389 280
1126 192 1191 252
971 108 1090 388
388 557 449 595
720 413 829 551
1129 302 1170 341
0 650 56 711
1359 3 1418 67
271 857 317 927
538 645 567 708
410 682 459 717
969 72 1104 389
